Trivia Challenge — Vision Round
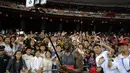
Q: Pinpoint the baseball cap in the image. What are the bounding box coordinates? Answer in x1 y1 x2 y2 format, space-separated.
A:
117 40 128 46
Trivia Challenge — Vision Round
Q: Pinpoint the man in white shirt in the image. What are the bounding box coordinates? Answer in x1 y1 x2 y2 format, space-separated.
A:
111 43 123 72
30 50 43 73
93 43 116 73
109 42 130 73
22 47 33 73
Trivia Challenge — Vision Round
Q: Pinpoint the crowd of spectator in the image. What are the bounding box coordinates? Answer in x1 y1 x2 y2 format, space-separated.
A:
0 29 130 73
1 0 130 73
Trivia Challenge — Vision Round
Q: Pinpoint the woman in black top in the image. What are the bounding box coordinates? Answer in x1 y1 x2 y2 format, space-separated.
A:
6 50 27 73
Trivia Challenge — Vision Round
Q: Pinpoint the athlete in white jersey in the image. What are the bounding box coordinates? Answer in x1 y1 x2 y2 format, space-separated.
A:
93 43 118 73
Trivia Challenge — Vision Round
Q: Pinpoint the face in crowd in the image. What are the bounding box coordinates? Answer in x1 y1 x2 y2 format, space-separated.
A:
35 50 41 57
45 50 52 58
73 40 78 46
93 45 102 55
56 45 61 52
11 37 16 43
30 40 35 46
4 37 10 44
40 45 45 52
15 51 22 60
64 43 71 51
18 35 25 41
83 40 89 48
26 48 32 55
78 44 83 49
120 45 129 53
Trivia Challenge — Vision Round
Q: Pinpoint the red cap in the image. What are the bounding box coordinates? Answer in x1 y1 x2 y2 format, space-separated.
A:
118 40 128 46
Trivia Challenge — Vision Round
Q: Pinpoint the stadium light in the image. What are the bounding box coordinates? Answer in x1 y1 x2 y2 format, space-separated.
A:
60 19 62 21
41 17 44 19
30 17 33 19
6 14 8 17
120 22 122 24
20 14 22 17
81 21 83 24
